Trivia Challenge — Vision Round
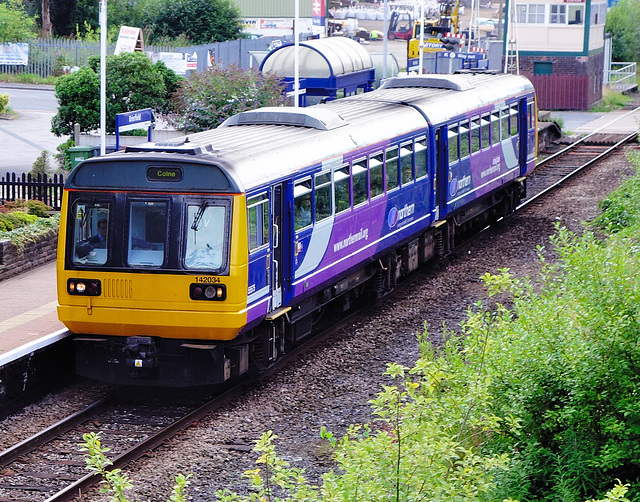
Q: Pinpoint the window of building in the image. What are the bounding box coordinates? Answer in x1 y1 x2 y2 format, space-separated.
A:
591 3 607 25
534 61 553 75
415 137 428 179
248 192 270 247
386 146 399 192
568 5 584 24
370 153 384 198
293 181 312 231
518 3 545 23
315 172 332 222
550 4 566 24
334 165 351 214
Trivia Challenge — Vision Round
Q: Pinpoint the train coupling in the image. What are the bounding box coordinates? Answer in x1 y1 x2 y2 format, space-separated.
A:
123 336 159 378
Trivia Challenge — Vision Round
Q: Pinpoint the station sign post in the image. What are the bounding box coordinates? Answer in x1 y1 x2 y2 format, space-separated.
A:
115 108 153 151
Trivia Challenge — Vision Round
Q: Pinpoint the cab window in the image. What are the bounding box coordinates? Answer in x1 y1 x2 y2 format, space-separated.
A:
128 201 167 267
184 203 225 270
71 200 110 265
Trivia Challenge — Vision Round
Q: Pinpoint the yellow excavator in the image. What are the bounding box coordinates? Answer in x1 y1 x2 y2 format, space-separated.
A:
407 0 461 63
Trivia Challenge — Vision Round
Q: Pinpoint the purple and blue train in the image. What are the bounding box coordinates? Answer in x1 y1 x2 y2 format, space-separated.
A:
57 71 537 387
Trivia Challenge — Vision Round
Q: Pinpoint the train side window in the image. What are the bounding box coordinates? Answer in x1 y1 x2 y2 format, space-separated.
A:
481 114 491 150
460 123 470 158
293 180 312 231
448 126 459 164
315 172 332 222
184 203 226 270
248 192 270 248
352 159 368 206
415 137 427 179
370 153 384 198
128 201 167 267
385 146 399 192
471 117 481 155
500 107 509 139
491 111 500 145
72 201 110 265
334 165 351 214
510 105 519 136
400 142 414 185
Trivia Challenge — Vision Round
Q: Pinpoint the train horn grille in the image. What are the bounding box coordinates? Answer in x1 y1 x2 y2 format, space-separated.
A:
103 278 133 299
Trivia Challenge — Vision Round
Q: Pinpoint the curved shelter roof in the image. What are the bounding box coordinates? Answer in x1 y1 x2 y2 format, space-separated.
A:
260 37 376 104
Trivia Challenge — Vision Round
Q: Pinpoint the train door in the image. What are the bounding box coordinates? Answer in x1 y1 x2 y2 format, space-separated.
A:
435 125 448 219
270 184 284 310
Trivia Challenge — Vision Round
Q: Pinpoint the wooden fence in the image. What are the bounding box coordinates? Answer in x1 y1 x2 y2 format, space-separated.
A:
1 172 65 211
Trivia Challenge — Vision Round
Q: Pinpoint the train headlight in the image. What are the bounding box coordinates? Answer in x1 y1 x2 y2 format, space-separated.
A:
190 283 226 301
68 278 101 296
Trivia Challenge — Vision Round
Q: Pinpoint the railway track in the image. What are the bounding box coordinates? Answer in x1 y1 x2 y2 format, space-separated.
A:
2 107 637 502
522 106 640 208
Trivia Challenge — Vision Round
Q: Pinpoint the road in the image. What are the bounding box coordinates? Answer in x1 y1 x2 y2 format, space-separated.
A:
0 84 66 176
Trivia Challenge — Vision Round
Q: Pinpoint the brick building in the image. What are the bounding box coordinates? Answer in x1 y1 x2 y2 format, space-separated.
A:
509 0 608 109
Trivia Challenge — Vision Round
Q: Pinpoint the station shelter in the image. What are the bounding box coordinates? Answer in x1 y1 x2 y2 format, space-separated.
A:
260 37 376 106
508 0 608 110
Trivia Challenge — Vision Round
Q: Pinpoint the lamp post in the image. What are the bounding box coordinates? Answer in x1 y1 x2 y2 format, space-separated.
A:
99 0 107 155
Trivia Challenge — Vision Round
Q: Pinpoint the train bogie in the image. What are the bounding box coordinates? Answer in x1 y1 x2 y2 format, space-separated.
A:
57 71 537 387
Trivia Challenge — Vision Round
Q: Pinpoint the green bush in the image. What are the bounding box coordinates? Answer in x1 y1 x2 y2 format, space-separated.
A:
0 211 38 231
0 93 8 114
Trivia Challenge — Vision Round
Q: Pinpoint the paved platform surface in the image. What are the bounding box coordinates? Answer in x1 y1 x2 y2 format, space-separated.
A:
0 100 638 371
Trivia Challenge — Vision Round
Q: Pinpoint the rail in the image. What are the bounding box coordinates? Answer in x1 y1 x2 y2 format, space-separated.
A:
605 62 637 92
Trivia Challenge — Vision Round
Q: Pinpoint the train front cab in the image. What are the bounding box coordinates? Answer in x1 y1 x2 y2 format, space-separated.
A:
56 156 251 387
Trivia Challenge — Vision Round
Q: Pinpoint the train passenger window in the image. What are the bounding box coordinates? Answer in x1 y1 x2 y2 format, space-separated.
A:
481 114 491 149
334 165 351 214
491 111 500 145
471 117 481 155
248 192 270 248
315 172 332 222
528 101 535 130
460 123 470 158
510 105 519 136
72 201 110 265
352 160 368 206
500 107 509 139
400 143 414 185
128 201 167 267
293 181 312 231
415 137 427 179
448 127 459 164
385 147 399 192
369 153 384 198
184 203 226 270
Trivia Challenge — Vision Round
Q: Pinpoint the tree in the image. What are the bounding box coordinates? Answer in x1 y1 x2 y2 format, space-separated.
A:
605 0 640 62
144 0 245 45
170 65 286 133
51 52 179 136
0 0 37 42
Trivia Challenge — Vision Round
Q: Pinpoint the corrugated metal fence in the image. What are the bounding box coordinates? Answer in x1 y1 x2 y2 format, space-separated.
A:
0 37 283 78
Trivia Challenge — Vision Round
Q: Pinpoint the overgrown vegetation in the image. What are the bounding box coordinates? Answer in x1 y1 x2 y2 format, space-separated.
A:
170 65 287 132
590 89 632 112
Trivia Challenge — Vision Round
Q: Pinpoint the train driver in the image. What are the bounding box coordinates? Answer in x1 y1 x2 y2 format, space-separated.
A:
76 218 108 258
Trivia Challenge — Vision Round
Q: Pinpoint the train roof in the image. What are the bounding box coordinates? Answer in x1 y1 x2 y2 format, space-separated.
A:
78 72 534 193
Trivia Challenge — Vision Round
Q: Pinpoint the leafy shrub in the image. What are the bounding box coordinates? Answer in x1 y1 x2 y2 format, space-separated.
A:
0 211 38 232
0 93 8 114
55 138 75 171
0 213 59 249
170 65 286 132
